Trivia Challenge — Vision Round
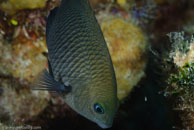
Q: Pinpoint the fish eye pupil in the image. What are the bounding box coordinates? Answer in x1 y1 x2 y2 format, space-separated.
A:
94 103 104 114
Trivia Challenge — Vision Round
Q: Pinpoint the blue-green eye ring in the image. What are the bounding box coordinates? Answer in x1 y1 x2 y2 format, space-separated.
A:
94 103 104 114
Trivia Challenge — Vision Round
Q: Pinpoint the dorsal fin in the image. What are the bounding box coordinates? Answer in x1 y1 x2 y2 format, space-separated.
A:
46 7 58 38
48 59 54 77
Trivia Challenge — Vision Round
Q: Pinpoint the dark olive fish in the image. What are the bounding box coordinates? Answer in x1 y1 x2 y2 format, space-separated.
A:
36 0 119 128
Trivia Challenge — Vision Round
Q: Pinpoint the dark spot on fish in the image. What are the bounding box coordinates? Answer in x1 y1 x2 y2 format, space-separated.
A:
58 76 72 93
60 85 72 97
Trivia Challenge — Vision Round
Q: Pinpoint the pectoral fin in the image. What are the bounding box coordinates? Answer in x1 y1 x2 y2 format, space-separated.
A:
33 69 71 93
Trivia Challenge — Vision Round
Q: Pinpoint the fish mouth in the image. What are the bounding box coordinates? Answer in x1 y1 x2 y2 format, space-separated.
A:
97 123 112 129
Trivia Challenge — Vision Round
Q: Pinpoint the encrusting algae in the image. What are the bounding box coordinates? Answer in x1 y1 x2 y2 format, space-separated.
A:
0 28 49 126
0 0 47 14
0 36 47 82
12 38 47 82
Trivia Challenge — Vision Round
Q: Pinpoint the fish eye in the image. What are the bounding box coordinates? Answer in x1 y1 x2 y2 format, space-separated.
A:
94 103 104 114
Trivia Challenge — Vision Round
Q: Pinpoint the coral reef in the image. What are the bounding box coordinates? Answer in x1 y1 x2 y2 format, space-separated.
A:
169 62 194 89
97 12 147 100
169 32 194 67
0 0 55 127
0 123 15 130
0 78 50 124
11 38 47 82
0 32 47 82
0 37 13 76
0 1 148 128
0 2 148 129
166 32 194 129
0 0 193 129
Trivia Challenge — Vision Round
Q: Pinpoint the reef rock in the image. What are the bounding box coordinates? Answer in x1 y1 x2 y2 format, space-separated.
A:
0 0 47 14
0 78 50 124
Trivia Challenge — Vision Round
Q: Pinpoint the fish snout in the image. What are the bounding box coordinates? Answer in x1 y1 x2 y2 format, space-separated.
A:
97 122 112 129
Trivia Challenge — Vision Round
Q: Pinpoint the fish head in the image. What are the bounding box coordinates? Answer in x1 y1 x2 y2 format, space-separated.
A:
89 96 119 129
70 82 119 129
